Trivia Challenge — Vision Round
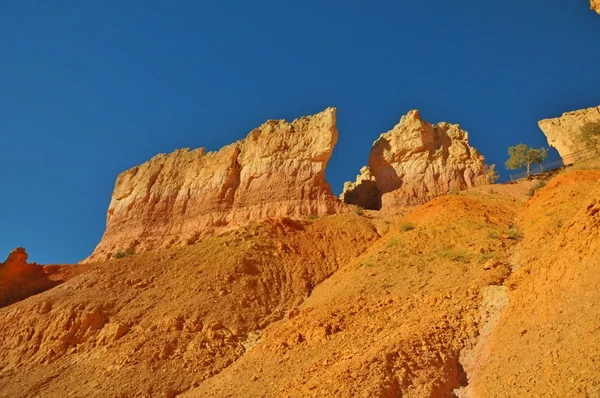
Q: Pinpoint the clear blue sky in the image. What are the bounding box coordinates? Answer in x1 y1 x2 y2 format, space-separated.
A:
1 1 599 264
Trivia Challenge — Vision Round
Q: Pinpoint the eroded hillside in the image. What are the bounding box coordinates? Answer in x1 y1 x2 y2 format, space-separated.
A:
2 154 600 397
0 215 379 397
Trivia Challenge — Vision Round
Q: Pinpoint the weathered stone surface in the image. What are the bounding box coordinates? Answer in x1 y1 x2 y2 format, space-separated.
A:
86 108 345 262
538 106 600 163
592 0 600 14
341 110 487 209
0 248 59 307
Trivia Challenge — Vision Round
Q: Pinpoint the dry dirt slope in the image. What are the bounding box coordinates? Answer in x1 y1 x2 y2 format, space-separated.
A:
469 169 600 396
0 215 379 397
1 167 600 397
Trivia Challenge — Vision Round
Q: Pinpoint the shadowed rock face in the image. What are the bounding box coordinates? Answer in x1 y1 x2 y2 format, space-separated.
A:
0 248 61 308
538 106 600 163
341 110 487 210
85 108 346 262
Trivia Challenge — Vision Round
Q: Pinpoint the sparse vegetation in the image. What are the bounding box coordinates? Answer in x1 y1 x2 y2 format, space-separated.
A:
307 214 319 220
478 251 496 263
385 237 401 248
487 230 501 239
507 228 524 240
440 248 471 263
485 163 500 184
527 180 547 197
113 248 135 259
580 123 600 152
398 222 415 232
354 206 365 216
505 144 548 178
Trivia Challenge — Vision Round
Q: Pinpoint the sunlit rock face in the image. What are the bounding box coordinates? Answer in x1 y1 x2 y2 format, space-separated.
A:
341 110 487 210
592 0 600 14
538 106 600 163
86 108 346 262
0 247 59 307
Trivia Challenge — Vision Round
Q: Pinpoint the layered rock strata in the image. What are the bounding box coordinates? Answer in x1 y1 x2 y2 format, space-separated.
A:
538 105 600 163
341 110 487 210
86 108 345 262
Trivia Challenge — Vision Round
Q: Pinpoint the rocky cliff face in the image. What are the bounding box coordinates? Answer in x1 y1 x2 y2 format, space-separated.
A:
86 108 345 262
341 110 487 210
538 105 600 163
592 0 600 13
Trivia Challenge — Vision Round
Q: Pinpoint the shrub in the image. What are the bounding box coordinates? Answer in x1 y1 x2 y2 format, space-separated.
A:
478 251 496 263
485 164 500 184
440 248 471 263
307 214 319 220
385 237 400 248
527 180 547 197
580 123 600 151
354 206 365 216
113 248 135 259
398 222 415 232
507 228 524 240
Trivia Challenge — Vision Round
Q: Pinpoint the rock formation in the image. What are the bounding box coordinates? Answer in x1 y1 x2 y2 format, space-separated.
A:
86 108 345 262
592 0 600 13
0 248 59 308
538 105 600 163
341 110 487 210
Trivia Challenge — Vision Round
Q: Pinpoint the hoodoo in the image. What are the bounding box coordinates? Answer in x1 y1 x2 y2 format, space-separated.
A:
341 110 487 210
0 248 59 308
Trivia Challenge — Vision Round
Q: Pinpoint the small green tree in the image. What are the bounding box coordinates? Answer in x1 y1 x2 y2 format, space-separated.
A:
485 164 500 184
505 144 548 178
580 123 600 152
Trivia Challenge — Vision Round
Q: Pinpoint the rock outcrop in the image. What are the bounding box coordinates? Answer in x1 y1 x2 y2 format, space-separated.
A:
592 0 600 13
538 105 600 163
0 248 60 308
86 108 345 262
341 110 487 210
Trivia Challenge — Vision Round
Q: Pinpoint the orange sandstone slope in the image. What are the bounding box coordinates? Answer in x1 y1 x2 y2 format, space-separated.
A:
467 169 600 397
183 185 525 398
183 167 600 398
0 215 379 398
2 166 600 397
